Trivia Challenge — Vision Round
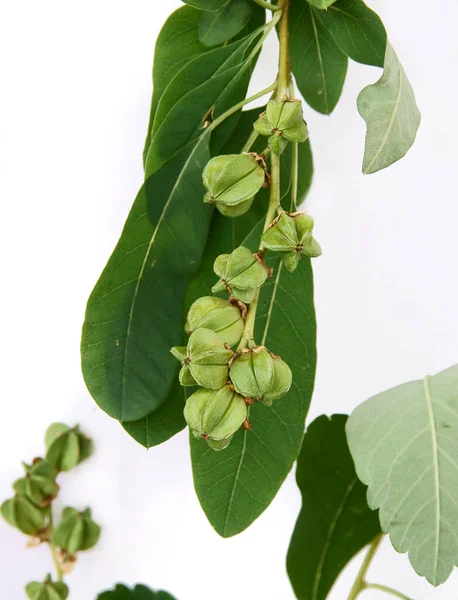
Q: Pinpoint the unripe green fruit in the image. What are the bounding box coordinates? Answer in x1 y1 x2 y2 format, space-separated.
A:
212 246 270 303
52 507 101 554
184 386 247 451
13 459 59 507
262 211 322 272
202 154 265 217
230 346 292 403
254 100 309 155
45 423 93 473
1 495 48 536
185 296 244 347
171 328 233 389
25 575 69 600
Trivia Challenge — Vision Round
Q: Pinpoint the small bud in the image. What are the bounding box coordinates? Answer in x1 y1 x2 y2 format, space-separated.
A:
184 386 247 450
1 495 48 536
202 154 265 217
45 423 93 472
171 328 233 389
254 100 309 155
212 246 270 303
185 296 244 347
52 507 101 555
25 575 69 600
13 459 59 508
262 212 322 272
230 346 292 403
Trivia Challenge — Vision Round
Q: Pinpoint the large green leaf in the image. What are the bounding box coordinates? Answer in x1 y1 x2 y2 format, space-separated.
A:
199 0 254 47
143 7 210 165
290 1 348 114
287 414 381 600
357 42 421 174
145 19 265 176
81 135 212 422
97 584 176 600
314 0 387 67
190 221 317 537
346 364 458 586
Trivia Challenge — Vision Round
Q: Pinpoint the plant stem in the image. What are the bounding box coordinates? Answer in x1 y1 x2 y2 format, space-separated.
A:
277 0 291 99
252 0 282 10
48 512 63 582
347 535 384 600
290 142 298 211
237 289 260 351
242 129 260 153
364 584 411 600
209 81 277 134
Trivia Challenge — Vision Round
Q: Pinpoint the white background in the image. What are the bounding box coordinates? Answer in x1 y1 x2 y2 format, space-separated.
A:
1 1 457 598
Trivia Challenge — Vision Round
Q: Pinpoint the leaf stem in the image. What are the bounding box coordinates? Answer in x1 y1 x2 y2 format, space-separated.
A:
364 584 412 600
347 535 384 600
209 81 277 135
251 0 282 10
237 289 260 351
242 129 260 153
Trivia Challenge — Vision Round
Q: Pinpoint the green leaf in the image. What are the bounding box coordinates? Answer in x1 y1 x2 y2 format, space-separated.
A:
287 414 381 600
190 220 317 537
122 381 187 448
346 364 458 586
183 0 230 10
199 0 254 47
81 135 212 422
305 0 338 8
96 584 176 600
357 42 421 174
145 23 264 176
290 2 348 114
314 0 387 67
143 7 210 165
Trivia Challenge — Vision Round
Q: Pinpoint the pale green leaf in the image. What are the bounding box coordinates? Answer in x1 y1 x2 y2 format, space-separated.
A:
290 2 348 114
306 0 337 9
357 42 421 174
183 0 230 10
287 414 381 600
346 364 458 586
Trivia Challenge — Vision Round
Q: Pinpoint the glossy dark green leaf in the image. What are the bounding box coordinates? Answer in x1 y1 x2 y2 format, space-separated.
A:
96 584 176 600
190 220 317 537
183 0 230 10
314 0 387 67
143 7 209 164
122 381 187 448
199 0 254 47
81 135 212 422
290 1 348 114
287 414 381 600
145 22 265 176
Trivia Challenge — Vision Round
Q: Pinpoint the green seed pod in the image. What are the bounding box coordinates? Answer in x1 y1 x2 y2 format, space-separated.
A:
230 346 292 403
254 100 309 155
171 328 233 389
184 386 247 450
185 296 244 347
25 575 69 600
202 154 265 217
1 495 48 536
212 246 270 303
262 212 322 273
52 507 101 554
13 459 59 507
45 423 93 472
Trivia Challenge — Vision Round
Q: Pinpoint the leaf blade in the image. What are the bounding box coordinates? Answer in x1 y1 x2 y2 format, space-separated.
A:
287 414 381 600
190 221 317 537
346 364 458 586
290 3 348 114
199 0 254 47
357 42 421 174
